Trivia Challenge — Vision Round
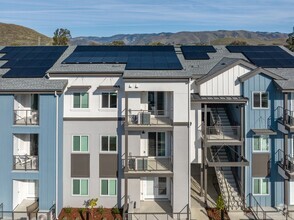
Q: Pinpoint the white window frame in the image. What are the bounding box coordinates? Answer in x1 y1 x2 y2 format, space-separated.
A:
252 178 270 196
72 92 89 109
72 178 89 196
252 135 270 153
100 135 117 153
252 91 269 109
72 135 89 153
100 178 117 197
100 92 117 109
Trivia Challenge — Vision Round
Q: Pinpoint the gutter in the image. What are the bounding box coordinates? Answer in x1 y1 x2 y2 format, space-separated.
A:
187 77 191 217
54 91 59 219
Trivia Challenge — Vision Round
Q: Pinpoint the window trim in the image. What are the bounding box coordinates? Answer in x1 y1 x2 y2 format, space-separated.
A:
252 177 270 196
72 178 89 196
252 135 270 153
73 92 89 109
100 178 117 197
100 135 118 153
252 91 269 109
72 135 89 153
100 92 118 109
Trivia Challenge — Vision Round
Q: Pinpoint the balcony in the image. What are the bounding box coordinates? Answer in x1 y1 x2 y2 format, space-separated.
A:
277 149 294 179
126 110 173 130
13 155 38 171
124 156 173 177
202 126 241 145
14 110 39 125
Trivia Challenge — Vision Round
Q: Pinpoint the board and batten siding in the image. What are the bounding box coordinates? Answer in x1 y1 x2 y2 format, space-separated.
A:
243 73 284 207
200 65 251 96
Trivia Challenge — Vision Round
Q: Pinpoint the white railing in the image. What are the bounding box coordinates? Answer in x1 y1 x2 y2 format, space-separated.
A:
13 155 38 170
14 110 39 125
126 156 172 171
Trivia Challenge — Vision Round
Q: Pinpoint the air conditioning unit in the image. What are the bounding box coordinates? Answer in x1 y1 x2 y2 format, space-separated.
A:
138 112 151 125
38 213 48 220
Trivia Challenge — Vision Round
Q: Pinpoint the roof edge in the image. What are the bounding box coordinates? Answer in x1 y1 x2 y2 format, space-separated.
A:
238 67 286 83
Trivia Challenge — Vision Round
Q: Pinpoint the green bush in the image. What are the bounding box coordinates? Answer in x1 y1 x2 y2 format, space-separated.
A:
111 207 120 214
97 206 104 215
64 207 72 214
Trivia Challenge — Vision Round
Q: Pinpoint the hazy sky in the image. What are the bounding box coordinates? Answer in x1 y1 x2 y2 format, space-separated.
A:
0 0 293 37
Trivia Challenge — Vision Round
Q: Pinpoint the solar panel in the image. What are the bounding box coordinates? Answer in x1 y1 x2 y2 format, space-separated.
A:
1 46 67 78
180 46 216 60
183 52 210 60
62 45 183 70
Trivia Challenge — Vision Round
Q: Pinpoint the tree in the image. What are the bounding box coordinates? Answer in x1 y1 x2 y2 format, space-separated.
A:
110 40 125 46
216 195 225 220
229 40 248 46
53 28 71 45
286 30 294 52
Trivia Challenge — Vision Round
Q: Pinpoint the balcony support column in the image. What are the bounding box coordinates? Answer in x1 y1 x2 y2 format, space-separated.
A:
124 91 129 213
204 104 207 205
283 92 289 209
240 104 245 208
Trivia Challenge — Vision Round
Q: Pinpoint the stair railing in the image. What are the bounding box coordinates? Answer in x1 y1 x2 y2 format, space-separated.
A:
247 193 266 219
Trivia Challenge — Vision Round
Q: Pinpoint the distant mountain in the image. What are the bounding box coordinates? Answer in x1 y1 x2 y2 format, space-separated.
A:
0 23 51 46
71 30 289 45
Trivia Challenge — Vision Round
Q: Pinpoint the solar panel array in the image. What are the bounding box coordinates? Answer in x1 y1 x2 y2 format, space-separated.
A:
180 46 216 60
0 46 67 78
62 46 183 70
226 46 294 68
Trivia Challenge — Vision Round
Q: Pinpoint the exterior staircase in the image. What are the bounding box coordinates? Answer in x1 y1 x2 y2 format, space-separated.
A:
211 146 243 211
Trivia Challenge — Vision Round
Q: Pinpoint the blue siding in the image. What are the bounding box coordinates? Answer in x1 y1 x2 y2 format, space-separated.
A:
243 73 284 207
0 94 63 211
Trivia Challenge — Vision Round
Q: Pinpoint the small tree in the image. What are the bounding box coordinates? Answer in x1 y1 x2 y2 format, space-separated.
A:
216 195 225 220
53 28 71 45
229 40 248 46
286 30 294 52
84 198 98 219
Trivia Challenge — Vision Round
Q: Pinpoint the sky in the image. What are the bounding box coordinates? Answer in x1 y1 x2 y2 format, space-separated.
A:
0 0 293 38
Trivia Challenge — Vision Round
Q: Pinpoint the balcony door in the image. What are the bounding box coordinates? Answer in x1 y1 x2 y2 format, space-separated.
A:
142 177 169 199
148 92 165 116
147 132 166 157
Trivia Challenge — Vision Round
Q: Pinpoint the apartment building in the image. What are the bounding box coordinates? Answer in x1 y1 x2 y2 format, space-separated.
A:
0 46 67 219
0 45 294 219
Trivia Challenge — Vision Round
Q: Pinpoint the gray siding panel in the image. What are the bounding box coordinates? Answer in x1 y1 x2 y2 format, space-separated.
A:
99 154 118 178
71 154 90 177
252 154 270 177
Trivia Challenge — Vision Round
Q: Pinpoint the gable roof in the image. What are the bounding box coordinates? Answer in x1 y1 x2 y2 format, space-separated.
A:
195 57 256 85
238 67 285 82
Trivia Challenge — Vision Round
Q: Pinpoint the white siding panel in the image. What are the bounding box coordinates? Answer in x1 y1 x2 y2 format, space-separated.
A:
200 65 251 96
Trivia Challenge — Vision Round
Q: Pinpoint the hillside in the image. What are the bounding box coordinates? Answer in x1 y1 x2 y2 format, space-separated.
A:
0 23 52 46
72 30 288 45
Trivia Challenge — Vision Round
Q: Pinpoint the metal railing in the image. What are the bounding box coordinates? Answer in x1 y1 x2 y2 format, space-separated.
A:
247 193 267 219
49 204 56 220
124 204 190 220
14 109 39 125
205 126 240 140
126 156 172 172
277 106 294 126
13 155 39 171
277 149 294 173
0 210 55 220
127 110 172 126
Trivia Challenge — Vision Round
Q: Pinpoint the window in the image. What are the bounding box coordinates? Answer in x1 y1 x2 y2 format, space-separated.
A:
253 135 269 152
102 92 117 108
148 92 165 115
101 179 117 196
73 136 89 152
253 92 268 109
73 93 89 108
72 179 89 196
101 136 117 152
253 178 269 195
148 132 166 156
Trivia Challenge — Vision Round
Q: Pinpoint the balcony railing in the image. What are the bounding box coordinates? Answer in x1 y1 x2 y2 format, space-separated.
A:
14 110 39 125
277 149 294 173
13 155 38 171
125 156 172 172
247 193 267 220
205 126 240 140
127 110 172 126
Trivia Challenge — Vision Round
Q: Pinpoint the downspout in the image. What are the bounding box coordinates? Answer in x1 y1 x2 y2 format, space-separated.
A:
54 91 59 219
187 78 191 219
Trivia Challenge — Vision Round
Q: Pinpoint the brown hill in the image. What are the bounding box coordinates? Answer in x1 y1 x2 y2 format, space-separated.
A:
0 23 51 46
